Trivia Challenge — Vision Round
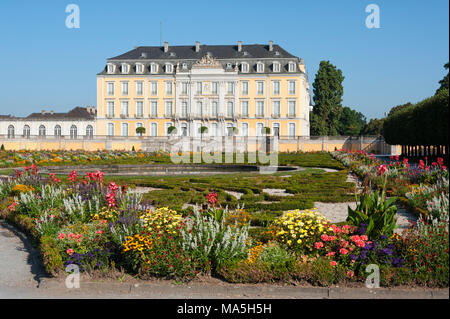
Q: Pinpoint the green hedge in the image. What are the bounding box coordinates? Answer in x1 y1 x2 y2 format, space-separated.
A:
383 89 449 147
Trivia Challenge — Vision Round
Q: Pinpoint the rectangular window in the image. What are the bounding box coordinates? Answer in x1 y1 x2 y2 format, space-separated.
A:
241 81 248 95
107 123 114 136
107 82 114 95
288 123 296 137
165 101 173 117
226 102 233 117
197 101 203 117
150 64 158 73
121 123 129 137
150 101 158 117
256 81 264 95
181 102 188 117
288 101 296 117
256 101 264 117
272 81 280 95
136 64 143 73
135 101 143 117
211 123 218 137
165 81 173 95
288 81 296 95
121 82 129 95
150 123 157 136
150 82 158 95
121 101 129 117
256 123 264 136
181 82 188 94
166 64 173 73
241 101 249 117
211 82 218 94
272 101 280 117
241 123 249 136
136 82 143 95
273 63 280 72
227 82 234 94
107 101 115 117
241 63 249 73
211 101 218 116
196 82 202 94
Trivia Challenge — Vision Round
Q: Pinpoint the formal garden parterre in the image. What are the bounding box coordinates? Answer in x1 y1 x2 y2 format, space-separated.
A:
0 150 448 287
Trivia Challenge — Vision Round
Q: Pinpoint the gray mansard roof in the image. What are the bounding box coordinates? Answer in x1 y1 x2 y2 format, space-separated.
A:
98 43 304 75
0 107 96 121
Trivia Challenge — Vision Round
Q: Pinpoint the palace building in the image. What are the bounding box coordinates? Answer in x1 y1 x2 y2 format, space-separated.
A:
96 41 312 138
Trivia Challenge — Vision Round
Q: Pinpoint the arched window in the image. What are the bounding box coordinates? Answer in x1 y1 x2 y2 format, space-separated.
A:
181 123 188 136
150 123 157 137
23 125 30 138
86 125 93 139
121 123 128 137
7 125 15 138
70 125 77 139
39 125 46 137
54 125 62 137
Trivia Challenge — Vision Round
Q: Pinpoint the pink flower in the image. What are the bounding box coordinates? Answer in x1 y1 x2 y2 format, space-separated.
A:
340 240 349 248
96 230 103 235
356 240 365 248
66 249 74 255
321 234 329 242
108 182 119 193
67 233 75 239
314 242 324 249
75 234 82 239
58 233 66 240
328 235 336 241
347 271 354 278
326 251 335 257
360 235 368 241
351 235 360 243
377 164 388 175
419 160 425 170
330 261 337 267
8 202 17 212
339 248 349 255
106 192 116 207
68 170 78 182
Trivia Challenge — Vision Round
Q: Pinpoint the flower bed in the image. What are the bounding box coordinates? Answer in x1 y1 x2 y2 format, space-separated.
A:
0 161 448 287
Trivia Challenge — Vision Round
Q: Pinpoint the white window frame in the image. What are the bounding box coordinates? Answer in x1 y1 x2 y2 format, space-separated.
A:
288 80 296 95
121 100 129 117
226 101 234 117
256 62 264 73
107 101 115 117
150 100 158 117
136 63 144 74
272 100 281 117
256 122 264 136
181 82 188 94
272 81 280 95
211 101 218 116
256 81 264 95
107 82 115 96
165 81 173 95
150 123 158 136
150 63 158 73
211 82 218 94
121 64 129 74
135 81 143 95
240 100 249 117
256 100 265 117
288 62 296 72
196 82 202 94
165 101 173 117
241 81 249 95
135 100 144 117
121 123 129 137
227 82 234 94
107 63 115 74
181 101 188 117
121 81 129 95
241 62 249 73
107 123 114 136
241 122 249 137
273 62 281 72
288 123 296 137
150 81 158 95
165 63 173 73
288 100 296 117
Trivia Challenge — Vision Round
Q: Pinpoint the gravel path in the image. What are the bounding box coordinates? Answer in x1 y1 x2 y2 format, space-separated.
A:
0 220 47 289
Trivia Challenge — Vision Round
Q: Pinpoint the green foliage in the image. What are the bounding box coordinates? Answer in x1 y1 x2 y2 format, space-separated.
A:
347 190 398 239
40 235 64 275
135 126 146 136
337 106 367 136
361 118 384 136
436 62 449 95
387 102 413 117
383 89 449 146
311 60 345 136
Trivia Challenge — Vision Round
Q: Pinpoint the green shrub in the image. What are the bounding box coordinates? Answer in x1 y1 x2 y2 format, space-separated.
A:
40 235 64 275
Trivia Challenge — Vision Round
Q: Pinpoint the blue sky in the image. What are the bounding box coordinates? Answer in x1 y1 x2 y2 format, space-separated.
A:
0 0 448 120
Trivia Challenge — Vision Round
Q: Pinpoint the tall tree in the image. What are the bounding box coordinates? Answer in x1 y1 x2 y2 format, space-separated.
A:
311 61 344 136
436 62 449 95
361 118 384 136
337 106 367 136
387 102 413 117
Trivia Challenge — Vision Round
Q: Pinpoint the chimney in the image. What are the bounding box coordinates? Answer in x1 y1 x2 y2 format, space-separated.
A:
195 41 200 53
86 106 91 113
164 41 168 53
237 41 242 52
269 40 273 52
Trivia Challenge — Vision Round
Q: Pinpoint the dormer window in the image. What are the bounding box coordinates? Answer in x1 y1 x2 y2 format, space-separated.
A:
273 62 281 72
165 63 173 73
256 62 264 73
182 62 188 70
226 62 232 69
107 63 115 74
121 64 129 74
288 62 296 72
150 63 158 73
241 62 249 73
136 63 144 74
